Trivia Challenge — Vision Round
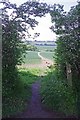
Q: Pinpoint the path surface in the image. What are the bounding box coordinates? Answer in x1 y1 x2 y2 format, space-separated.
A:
15 80 65 118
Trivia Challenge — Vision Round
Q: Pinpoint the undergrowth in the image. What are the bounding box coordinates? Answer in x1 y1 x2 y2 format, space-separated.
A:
40 70 77 116
2 68 41 118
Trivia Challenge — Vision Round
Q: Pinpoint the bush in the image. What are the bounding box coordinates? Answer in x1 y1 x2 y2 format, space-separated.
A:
40 71 76 116
2 68 41 118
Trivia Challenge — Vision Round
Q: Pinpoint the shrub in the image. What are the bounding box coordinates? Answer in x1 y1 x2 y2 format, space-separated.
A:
40 71 76 116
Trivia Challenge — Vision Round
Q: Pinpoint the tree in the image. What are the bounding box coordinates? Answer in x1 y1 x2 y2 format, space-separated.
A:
50 2 80 117
1 0 52 117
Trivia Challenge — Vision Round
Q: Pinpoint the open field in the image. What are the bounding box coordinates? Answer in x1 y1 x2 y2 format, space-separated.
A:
23 51 41 64
21 45 55 68
23 51 54 65
40 51 54 60
36 45 56 51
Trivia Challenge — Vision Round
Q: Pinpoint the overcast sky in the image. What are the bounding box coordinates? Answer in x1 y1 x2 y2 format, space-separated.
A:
9 0 78 41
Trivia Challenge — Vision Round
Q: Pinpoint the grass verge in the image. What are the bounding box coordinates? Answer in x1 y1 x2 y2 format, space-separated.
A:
40 70 77 116
2 68 42 118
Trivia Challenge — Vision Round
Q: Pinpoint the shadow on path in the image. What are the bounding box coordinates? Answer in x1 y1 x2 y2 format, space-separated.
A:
15 80 65 118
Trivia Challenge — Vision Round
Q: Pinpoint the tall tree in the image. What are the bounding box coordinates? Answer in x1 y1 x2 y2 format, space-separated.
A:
1 0 50 80
1 1 51 117
50 2 80 117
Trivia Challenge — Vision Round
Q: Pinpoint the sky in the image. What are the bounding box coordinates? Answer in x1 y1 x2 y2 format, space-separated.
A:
9 0 78 41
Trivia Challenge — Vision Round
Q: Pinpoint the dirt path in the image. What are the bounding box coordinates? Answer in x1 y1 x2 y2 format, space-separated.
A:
15 80 65 118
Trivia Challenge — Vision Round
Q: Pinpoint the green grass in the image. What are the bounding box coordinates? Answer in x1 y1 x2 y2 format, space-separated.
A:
2 84 31 117
40 70 77 116
2 68 43 118
36 45 56 51
23 51 41 64
22 50 54 65
40 51 54 60
22 45 56 65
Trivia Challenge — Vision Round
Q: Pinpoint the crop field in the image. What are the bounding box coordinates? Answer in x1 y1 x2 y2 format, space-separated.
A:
36 45 56 51
40 51 54 60
22 45 55 65
23 51 41 64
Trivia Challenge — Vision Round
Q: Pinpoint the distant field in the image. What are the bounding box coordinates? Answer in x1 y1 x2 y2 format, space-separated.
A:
36 45 56 51
40 52 54 60
23 51 41 64
22 45 55 64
